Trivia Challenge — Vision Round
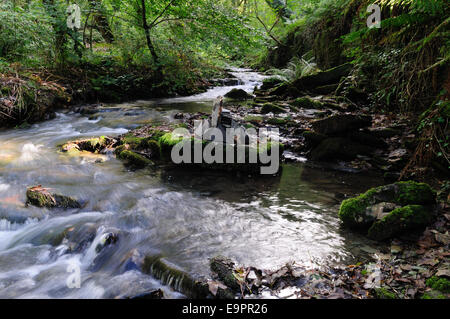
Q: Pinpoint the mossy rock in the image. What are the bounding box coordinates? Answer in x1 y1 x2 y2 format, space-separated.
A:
117 150 153 168
260 77 284 90
142 255 233 299
26 186 81 209
338 181 436 229
266 117 288 126
61 136 113 154
291 97 323 109
260 103 286 114
244 115 264 124
159 132 187 157
301 130 327 148
367 205 433 240
210 256 241 292
121 136 146 149
224 88 252 100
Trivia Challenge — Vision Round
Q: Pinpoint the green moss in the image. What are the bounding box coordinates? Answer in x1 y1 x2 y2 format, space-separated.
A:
421 292 446 299
117 150 153 168
266 117 288 125
114 144 128 155
26 188 55 208
291 97 323 109
26 187 81 209
426 276 450 293
367 205 432 240
393 181 437 206
142 255 212 299
374 287 396 299
260 103 286 114
244 115 264 123
338 181 436 229
121 136 145 149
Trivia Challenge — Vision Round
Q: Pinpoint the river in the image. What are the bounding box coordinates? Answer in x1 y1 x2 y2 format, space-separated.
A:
0 68 383 298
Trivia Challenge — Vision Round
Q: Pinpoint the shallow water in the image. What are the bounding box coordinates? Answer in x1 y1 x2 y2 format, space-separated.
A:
0 69 384 298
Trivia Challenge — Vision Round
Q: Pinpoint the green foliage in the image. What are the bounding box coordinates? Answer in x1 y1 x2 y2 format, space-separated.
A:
426 276 450 293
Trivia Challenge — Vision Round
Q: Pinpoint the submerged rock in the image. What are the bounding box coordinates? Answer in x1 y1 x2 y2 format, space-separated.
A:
338 181 436 239
26 185 81 209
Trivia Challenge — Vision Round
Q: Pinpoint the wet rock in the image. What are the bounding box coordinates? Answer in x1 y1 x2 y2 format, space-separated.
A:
210 256 241 291
260 103 287 114
142 255 225 299
117 150 153 168
338 181 436 230
95 232 119 253
61 136 116 154
312 114 372 135
367 205 433 241
260 77 284 90
26 185 81 209
130 289 165 299
291 97 323 109
310 137 375 161
224 88 252 100
368 127 402 138
301 130 327 149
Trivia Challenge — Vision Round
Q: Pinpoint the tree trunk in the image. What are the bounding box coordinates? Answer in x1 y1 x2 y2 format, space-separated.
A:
140 0 159 65
88 0 114 43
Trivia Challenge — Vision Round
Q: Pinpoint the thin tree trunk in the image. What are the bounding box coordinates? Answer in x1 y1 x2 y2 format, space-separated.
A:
140 0 159 65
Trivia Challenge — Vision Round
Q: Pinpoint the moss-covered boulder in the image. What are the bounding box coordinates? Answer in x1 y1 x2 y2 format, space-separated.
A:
61 136 115 155
260 103 286 114
367 205 433 240
26 186 81 209
224 88 252 100
117 150 153 168
339 181 436 231
260 77 284 90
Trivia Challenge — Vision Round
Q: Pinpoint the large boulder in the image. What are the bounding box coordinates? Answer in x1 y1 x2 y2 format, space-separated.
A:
338 181 436 235
312 114 372 135
310 137 375 161
224 88 252 100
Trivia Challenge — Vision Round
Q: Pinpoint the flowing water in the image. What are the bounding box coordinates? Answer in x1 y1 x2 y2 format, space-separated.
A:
0 68 384 298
